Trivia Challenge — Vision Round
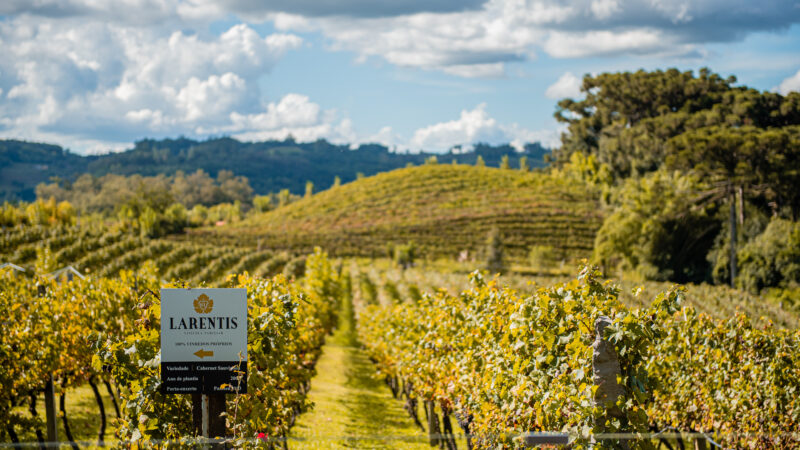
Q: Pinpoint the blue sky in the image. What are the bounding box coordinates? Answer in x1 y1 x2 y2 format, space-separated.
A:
1 0 799 154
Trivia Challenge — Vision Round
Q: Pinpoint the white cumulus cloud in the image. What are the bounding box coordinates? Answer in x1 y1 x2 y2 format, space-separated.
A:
223 94 355 144
270 0 800 78
0 15 304 151
777 69 800 95
545 72 583 99
410 103 558 152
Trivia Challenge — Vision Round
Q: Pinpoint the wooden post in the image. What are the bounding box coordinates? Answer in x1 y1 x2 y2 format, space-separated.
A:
38 284 59 448
193 393 227 441
44 376 58 447
695 436 708 450
592 316 629 450
208 394 227 437
201 394 210 437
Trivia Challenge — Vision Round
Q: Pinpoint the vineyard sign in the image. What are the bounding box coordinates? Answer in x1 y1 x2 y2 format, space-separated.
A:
161 288 248 394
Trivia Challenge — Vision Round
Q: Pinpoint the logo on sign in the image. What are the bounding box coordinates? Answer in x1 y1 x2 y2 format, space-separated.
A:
193 294 213 314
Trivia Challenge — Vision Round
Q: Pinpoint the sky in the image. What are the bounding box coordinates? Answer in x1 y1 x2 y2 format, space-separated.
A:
0 0 799 155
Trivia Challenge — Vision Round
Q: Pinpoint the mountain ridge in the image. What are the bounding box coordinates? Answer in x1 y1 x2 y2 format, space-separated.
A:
0 137 550 201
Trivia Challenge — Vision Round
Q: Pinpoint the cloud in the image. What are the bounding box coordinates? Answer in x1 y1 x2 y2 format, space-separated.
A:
4 0 800 82
0 16 306 150
542 29 692 58
777 68 800 95
545 72 583 99
222 0 487 19
2 0 488 22
218 94 355 144
590 0 620 20
410 103 558 151
275 0 800 77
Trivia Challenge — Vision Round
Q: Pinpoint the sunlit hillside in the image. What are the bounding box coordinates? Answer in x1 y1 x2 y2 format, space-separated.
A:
201 163 603 261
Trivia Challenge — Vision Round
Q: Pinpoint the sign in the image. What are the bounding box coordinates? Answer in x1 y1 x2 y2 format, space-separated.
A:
161 288 247 394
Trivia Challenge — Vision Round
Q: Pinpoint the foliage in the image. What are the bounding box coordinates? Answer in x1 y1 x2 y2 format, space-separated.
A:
737 218 800 293
554 68 800 181
645 309 800 449
1 225 299 285
94 265 340 443
0 264 157 442
519 156 529 172
554 67 800 290
500 155 510 169
527 244 556 269
358 268 673 448
593 170 719 283
0 198 77 227
358 268 800 449
390 242 417 270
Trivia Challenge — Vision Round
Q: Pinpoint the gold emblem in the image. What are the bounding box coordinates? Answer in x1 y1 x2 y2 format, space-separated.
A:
193 294 213 314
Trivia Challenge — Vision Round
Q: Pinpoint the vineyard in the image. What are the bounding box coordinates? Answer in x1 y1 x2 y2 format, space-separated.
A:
356 259 799 329
2 221 800 449
356 266 800 449
1 246 340 446
0 226 303 283
199 164 603 262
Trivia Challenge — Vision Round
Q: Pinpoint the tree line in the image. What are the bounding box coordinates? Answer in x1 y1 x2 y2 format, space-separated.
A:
552 67 800 301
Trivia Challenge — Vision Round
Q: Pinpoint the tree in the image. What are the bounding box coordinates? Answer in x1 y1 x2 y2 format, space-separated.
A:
475 155 485 167
391 242 416 270
736 218 800 293
484 227 505 275
138 207 159 238
163 203 188 234
519 156 529 172
500 155 510 169
253 195 272 213
593 170 719 283
666 126 786 286
278 189 291 207
552 68 800 180
305 181 314 198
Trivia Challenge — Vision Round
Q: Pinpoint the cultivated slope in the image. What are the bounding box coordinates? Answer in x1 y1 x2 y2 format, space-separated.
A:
205 164 603 262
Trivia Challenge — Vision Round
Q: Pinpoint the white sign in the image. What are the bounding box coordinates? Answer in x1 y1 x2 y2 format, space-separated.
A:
160 288 248 394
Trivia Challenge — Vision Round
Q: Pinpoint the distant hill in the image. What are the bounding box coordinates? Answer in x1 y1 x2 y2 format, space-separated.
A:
0 137 550 201
198 164 602 262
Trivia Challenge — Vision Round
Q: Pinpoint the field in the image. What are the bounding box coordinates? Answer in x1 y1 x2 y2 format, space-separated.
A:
199 164 603 262
2 166 800 449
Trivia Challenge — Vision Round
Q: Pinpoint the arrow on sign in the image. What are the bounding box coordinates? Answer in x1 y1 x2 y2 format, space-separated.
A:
194 349 214 359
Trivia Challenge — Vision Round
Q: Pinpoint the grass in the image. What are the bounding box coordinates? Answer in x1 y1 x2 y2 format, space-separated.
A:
289 279 430 449
6 382 119 447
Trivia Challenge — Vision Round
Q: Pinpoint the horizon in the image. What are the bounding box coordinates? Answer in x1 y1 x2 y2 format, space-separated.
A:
1 133 553 156
1 1 799 154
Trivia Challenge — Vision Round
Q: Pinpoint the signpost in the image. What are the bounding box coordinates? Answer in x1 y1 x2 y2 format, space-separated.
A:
161 288 247 438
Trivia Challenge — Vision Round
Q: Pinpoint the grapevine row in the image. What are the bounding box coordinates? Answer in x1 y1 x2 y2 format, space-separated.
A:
357 268 800 449
1 248 342 445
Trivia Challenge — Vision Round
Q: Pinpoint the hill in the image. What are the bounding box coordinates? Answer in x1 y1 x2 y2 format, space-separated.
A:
0 137 549 201
199 164 603 261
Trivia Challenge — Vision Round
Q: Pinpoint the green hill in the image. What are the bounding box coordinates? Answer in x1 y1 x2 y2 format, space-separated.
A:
200 164 603 261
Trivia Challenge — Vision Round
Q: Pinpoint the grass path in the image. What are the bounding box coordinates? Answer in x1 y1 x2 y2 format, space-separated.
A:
289 284 428 449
